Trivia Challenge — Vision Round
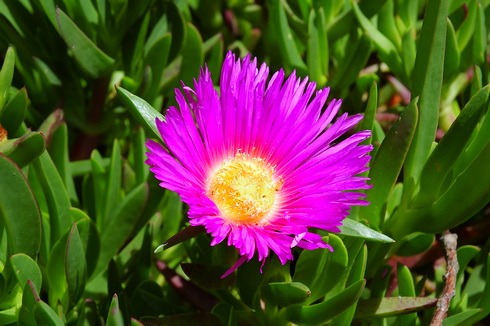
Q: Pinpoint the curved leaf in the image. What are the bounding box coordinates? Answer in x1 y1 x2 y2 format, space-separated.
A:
0 47 15 110
263 282 311 307
10 254 42 294
355 297 437 318
56 8 115 78
65 223 87 307
116 86 164 140
0 154 41 259
287 279 366 325
339 219 394 243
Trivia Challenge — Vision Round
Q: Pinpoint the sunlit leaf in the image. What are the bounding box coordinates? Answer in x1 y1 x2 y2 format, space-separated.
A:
355 297 437 318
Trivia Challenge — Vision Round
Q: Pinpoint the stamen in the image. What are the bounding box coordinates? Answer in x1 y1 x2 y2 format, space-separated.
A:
208 153 282 224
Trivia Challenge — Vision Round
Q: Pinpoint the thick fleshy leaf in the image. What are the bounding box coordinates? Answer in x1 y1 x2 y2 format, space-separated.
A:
10 254 42 294
46 228 70 306
0 131 46 168
65 223 87 307
331 33 372 89
453 246 480 307
331 244 367 326
286 279 366 325
396 264 417 324
0 47 15 110
0 154 41 259
456 0 477 51
293 234 348 303
405 0 448 181
142 32 171 105
415 142 490 233
358 82 377 141
443 309 483 326
444 19 460 78
263 282 310 307
70 210 99 279
472 2 486 65
339 218 395 243
307 8 328 87
116 86 165 140
165 1 186 62
396 233 435 257
154 225 206 253
360 98 418 230
0 87 27 136
203 33 224 81
48 122 78 205
415 85 489 206
131 127 148 184
32 151 72 247
103 139 122 223
179 23 204 86
93 182 149 278
78 299 101 326
354 297 437 318
56 8 115 78
378 0 402 51
269 0 307 74
33 300 64 326
106 294 124 326
401 29 416 77
352 1 403 79
18 280 39 325
90 149 106 225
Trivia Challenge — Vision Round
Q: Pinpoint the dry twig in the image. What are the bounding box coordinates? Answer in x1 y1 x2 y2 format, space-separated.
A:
430 231 459 326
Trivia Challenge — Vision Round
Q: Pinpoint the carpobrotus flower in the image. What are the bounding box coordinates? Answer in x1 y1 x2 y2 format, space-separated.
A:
146 52 372 277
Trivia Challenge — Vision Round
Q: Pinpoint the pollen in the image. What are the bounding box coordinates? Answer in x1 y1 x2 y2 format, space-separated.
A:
208 153 283 224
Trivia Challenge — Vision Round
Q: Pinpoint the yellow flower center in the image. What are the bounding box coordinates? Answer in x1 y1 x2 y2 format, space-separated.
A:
208 153 283 224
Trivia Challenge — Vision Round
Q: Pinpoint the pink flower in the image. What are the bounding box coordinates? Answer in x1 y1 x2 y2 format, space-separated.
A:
146 52 372 277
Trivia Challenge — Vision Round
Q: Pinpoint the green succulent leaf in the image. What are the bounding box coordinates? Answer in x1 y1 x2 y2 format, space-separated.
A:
65 222 87 307
270 0 307 74
0 87 27 136
10 254 42 294
32 151 73 247
287 279 366 325
0 154 41 259
106 294 125 326
307 8 328 87
0 47 15 110
355 297 437 318
396 232 435 257
179 23 204 86
33 300 64 326
0 131 46 168
116 86 165 141
415 85 489 206
56 8 115 78
263 282 311 307
293 234 348 303
93 182 149 279
339 218 395 243
405 0 448 182
352 1 403 80
360 98 418 229
443 309 483 326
